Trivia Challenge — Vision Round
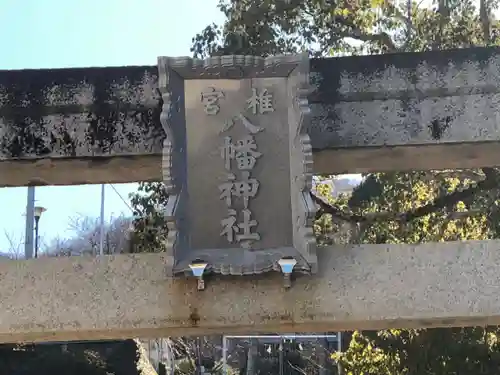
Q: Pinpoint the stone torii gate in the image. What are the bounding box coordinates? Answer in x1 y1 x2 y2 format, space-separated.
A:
1 46 500 343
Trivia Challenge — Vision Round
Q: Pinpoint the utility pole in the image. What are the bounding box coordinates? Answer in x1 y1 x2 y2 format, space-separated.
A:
24 186 35 259
337 332 343 375
99 184 105 256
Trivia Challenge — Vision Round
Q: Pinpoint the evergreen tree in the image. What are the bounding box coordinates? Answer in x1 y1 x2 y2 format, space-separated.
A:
128 0 500 373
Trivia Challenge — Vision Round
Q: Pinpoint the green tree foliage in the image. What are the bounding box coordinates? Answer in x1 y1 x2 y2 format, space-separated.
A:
129 181 168 253
128 0 500 373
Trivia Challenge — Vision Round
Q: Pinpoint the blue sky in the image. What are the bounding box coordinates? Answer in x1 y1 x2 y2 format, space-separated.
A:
0 0 362 256
0 0 225 254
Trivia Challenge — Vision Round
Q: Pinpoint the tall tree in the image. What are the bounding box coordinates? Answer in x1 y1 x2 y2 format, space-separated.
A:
129 0 500 373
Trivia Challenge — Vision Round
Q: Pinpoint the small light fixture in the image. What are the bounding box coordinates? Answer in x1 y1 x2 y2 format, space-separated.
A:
33 206 47 259
34 206 46 220
189 259 208 291
278 257 297 288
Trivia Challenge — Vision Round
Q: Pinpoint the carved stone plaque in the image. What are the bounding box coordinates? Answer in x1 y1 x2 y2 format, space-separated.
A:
157 55 317 276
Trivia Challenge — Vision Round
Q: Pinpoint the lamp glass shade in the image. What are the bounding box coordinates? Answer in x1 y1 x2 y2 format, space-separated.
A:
34 206 47 218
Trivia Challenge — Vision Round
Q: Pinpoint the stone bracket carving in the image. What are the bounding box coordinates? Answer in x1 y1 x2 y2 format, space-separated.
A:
157 54 317 281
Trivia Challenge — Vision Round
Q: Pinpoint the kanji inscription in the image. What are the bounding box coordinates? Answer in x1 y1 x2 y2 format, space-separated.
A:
184 78 293 251
219 171 259 209
158 54 317 275
215 86 274 247
201 87 224 115
220 135 262 171
221 208 260 248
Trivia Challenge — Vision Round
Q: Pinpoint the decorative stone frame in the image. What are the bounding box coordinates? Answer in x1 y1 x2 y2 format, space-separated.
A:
157 54 317 276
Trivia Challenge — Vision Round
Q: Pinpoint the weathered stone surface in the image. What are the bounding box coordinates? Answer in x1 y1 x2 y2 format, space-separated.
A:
0 65 163 159
2 240 500 343
0 154 161 187
158 55 317 276
3 47 500 185
309 47 500 149
184 79 295 252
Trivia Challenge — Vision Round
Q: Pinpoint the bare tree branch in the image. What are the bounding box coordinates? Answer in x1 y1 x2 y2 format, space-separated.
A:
3 230 23 259
46 215 133 256
332 14 398 51
312 168 500 225
337 29 397 50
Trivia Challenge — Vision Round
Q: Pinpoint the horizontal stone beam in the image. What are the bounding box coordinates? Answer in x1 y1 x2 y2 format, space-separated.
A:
2 47 500 186
1 240 499 343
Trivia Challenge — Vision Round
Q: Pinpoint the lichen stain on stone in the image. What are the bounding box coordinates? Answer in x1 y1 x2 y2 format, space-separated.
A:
189 308 200 327
0 85 8 108
42 82 95 107
4 49 500 159
308 50 500 149
309 71 324 95
415 57 500 92
428 116 452 140
84 69 163 156
0 66 164 159
108 71 159 107
338 64 411 94
0 118 52 158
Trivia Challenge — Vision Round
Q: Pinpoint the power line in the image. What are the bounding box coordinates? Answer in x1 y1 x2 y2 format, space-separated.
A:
109 184 134 214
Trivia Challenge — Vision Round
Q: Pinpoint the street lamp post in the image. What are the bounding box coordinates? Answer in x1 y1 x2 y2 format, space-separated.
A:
34 206 46 258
